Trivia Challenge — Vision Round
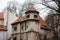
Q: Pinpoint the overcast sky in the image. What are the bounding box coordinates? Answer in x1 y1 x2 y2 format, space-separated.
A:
0 0 26 12
0 0 58 20
0 0 49 17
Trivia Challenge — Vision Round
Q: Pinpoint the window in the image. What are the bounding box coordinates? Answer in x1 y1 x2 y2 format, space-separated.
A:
35 21 38 24
21 26 23 30
13 37 17 40
25 25 28 30
26 15 30 18
25 22 28 30
36 33 38 36
14 25 17 31
34 15 37 18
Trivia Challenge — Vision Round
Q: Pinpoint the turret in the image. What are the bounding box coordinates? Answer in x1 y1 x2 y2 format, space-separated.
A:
25 6 39 19
25 6 39 32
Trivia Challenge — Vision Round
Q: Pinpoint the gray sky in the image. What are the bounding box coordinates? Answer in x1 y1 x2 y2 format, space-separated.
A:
0 0 58 20
0 0 25 12
0 0 58 12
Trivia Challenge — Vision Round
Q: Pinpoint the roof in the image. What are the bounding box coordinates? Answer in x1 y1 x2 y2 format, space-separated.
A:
12 16 26 24
28 6 36 11
25 6 39 14
0 25 7 31
0 13 4 20
12 16 50 30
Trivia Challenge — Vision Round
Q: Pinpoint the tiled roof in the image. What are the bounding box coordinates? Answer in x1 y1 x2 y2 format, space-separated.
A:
0 13 4 19
12 16 26 24
0 25 7 31
12 16 50 30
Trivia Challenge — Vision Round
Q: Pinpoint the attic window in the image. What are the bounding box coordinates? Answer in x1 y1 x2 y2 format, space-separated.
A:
26 15 30 18
34 15 37 18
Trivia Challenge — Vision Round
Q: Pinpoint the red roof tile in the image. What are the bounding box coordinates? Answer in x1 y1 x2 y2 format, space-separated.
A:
0 13 4 19
12 16 26 24
38 16 48 27
0 25 7 31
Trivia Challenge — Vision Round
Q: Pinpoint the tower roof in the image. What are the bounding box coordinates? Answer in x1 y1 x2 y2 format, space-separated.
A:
25 6 39 14
28 6 36 11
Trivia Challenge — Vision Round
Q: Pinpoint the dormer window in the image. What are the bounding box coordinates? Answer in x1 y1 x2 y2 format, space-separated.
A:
26 15 30 18
34 15 37 18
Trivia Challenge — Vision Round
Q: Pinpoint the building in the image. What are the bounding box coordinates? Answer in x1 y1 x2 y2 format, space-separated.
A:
10 6 52 40
3 9 18 40
0 13 7 40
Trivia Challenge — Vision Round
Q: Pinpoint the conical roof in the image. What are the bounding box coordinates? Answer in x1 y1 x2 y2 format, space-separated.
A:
28 6 36 11
25 6 39 14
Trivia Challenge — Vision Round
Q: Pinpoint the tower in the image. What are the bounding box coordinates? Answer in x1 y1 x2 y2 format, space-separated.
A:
20 6 40 40
11 5 50 40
